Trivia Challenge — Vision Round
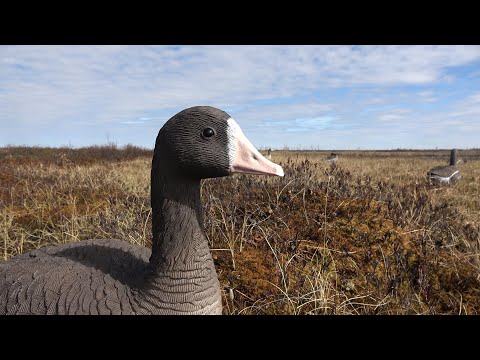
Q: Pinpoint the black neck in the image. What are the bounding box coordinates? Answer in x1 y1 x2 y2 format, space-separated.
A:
450 150 457 166
148 155 205 271
137 166 220 312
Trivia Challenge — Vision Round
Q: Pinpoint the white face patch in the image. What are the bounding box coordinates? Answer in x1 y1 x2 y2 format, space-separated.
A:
226 117 240 167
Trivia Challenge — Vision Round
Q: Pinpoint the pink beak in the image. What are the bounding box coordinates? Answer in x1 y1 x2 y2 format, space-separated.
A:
229 121 284 177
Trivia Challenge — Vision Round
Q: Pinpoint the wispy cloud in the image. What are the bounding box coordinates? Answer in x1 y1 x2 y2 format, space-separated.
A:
120 116 162 125
1 45 480 148
288 116 344 132
377 108 411 122
467 92 480 103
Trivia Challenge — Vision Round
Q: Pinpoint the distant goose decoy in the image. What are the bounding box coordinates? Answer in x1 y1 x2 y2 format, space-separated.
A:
266 148 272 160
326 152 338 162
427 149 462 185
0 106 284 315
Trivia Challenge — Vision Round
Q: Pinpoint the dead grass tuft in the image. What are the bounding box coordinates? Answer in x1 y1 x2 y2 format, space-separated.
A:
1 147 479 314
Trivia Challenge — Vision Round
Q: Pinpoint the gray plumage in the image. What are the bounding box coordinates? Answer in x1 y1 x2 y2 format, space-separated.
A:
326 153 338 162
427 149 462 185
0 106 280 315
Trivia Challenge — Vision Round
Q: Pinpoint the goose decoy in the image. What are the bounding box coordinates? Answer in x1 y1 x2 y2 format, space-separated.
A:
266 148 272 160
326 152 338 162
0 106 284 315
427 149 461 185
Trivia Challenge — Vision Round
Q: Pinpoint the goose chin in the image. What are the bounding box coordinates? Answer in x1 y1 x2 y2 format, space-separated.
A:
231 161 284 177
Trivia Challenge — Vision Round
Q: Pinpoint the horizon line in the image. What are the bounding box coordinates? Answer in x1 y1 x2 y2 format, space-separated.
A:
1 144 479 152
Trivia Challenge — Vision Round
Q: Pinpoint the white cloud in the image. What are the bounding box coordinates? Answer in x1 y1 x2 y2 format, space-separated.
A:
1 45 480 148
417 91 434 97
468 92 480 103
446 91 480 117
376 108 411 122
415 91 438 102
378 114 404 122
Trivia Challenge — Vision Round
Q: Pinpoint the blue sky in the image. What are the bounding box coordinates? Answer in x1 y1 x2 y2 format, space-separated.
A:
1 45 479 150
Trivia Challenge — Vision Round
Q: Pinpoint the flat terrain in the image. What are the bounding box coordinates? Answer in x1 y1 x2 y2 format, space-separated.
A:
1 146 479 314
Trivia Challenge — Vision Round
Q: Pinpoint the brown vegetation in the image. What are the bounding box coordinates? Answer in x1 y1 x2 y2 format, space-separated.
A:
1 146 479 314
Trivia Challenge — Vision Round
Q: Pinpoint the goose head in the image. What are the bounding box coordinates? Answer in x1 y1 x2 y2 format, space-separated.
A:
153 106 284 180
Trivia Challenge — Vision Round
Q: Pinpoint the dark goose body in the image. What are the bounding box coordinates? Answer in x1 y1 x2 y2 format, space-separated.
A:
326 153 338 162
427 149 462 185
0 106 284 315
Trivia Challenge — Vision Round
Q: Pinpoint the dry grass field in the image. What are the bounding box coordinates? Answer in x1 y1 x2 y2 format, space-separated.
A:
1 146 479 314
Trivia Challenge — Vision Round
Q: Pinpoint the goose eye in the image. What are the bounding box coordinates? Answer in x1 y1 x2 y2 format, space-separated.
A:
202 128 215 138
